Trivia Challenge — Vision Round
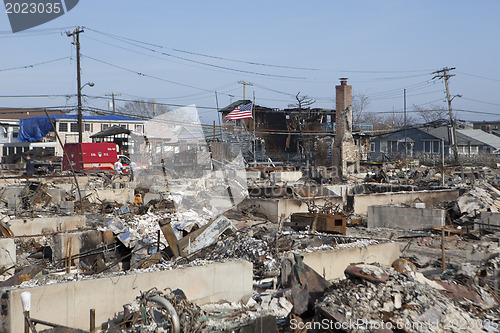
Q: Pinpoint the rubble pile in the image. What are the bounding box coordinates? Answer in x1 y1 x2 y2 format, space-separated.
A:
316 264 499 333
195 231 279 277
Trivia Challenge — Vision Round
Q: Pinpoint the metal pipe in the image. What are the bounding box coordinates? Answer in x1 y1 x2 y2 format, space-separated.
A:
146 295 180 333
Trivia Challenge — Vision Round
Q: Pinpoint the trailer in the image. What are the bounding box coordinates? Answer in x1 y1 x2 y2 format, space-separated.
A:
62 142 118 172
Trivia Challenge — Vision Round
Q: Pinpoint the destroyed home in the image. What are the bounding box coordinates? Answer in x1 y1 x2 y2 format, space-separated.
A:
219 80 370 169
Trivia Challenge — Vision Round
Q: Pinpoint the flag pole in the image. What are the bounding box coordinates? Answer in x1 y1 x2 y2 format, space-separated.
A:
253 91 256 166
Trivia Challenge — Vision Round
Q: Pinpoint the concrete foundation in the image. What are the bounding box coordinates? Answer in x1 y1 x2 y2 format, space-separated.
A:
353 189 459 215
52 230 110 265
301 242 400 280
477 211 500 231
79 189 135 204
367 206 445 230
8 215 86 236
0 187 23 200
46 188 66 204
246 171 261 180
1 261 252 333
271 171 302 183
243 197 343 223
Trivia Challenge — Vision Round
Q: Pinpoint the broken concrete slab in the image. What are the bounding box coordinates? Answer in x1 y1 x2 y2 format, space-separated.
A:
368 205 445 230
0 238 15 272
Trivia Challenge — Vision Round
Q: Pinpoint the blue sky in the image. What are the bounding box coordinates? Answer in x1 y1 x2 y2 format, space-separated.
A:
1 0 499 124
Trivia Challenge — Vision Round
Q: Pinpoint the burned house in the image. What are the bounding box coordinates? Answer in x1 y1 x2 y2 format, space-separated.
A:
219 101 335 166
219 79 363 174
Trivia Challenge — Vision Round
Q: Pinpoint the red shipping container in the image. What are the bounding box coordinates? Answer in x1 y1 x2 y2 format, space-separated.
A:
62 142 118 171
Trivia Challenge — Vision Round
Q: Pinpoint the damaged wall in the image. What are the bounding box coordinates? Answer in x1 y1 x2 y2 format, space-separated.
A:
2 261 253 333
8 215 86 236
353 189 459 215
301 242 400 280
367 206 445 230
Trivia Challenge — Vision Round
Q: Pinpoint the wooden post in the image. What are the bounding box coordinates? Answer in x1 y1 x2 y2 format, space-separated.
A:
24 311 29 333
90 308 96 333
441 226 446 272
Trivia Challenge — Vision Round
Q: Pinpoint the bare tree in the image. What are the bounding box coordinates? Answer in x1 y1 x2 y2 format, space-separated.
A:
117 100 169 119
352 92 370 122
288 92 315 109
413 104 448 124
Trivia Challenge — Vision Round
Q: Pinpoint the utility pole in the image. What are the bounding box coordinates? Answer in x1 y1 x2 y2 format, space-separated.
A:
105 93 121 114
253 91 256 166
237 80 253 100
432 67 458 164
404 88 407 162
66 27 84 143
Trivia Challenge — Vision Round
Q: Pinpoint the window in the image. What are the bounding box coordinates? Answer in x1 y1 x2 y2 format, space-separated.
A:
84 123 91 132
70 123 79 132
370 142 376 152
120 124 127 129
102 124 109 131
423 140 440 154
136 124 143 133
433 141 440 154
59 122 68 132
458 145 479 155
387 141 398 153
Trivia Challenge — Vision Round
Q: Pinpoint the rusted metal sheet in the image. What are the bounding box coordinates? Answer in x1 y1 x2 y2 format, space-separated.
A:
287 213 346 235
0 222 13 237
158 218 184 258
344 264 389 283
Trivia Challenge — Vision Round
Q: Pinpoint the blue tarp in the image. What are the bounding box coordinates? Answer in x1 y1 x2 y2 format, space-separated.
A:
18 115 138 142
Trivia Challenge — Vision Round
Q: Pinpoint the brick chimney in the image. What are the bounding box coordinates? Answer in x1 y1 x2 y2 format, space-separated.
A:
335 78 352 143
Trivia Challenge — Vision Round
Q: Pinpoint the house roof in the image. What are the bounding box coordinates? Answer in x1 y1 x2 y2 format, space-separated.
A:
423 127 486 146
90 125 131 138
457 129 500 150
218 100 252 113
53 114 142 122
0 108 66 120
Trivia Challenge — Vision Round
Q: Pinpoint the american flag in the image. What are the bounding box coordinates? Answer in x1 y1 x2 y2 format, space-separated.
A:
223 102 253 122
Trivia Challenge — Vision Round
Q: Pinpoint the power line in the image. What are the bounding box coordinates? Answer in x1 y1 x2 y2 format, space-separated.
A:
84 28 307 80
340 69 433 74
461 97 500 107
83 54 217 94
0 57 71 72
85 27 319 71
456 71 500 82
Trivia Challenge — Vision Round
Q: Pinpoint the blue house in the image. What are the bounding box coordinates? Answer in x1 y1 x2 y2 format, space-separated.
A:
370 126 500 159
